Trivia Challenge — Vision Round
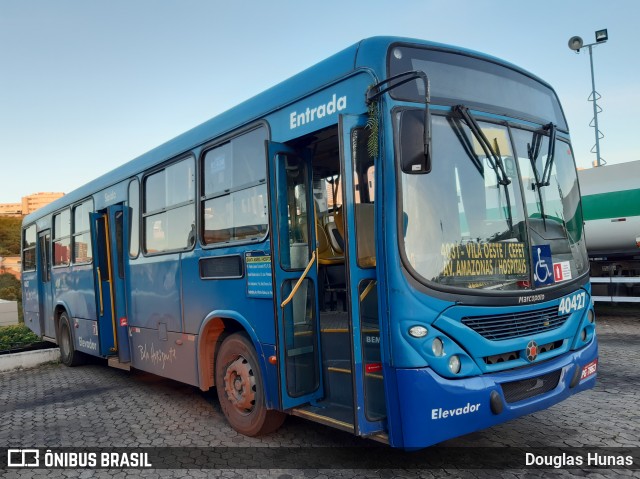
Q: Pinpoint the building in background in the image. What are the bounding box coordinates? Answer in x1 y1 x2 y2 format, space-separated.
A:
0 203 22 216
21 192 65 215
0 192 64 217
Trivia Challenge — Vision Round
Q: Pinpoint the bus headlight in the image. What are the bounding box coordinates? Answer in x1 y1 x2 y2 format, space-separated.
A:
432 338 444 357
587 309 595 323
409 325 428 338
581 328 588 341
448 355 461 374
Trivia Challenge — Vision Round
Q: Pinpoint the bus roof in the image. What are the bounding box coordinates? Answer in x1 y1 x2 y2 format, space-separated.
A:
24 36 550 225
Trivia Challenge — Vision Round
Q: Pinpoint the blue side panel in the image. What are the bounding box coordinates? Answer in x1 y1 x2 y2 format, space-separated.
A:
129 326 199 386
23 310 41 336
22 272 39 315
261 343 279 410
22 272 41 336
72 317 100 355
180 242 276 344
389 337 597 449
56 264 96 320
268 73 373 142
129 254 182 332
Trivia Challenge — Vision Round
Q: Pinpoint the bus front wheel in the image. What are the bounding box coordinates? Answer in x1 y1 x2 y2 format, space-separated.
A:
57 312 84 367
215 332 285 436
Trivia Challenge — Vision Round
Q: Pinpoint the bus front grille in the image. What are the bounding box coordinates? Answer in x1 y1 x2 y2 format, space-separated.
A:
500 369 562 404
461 306 569 341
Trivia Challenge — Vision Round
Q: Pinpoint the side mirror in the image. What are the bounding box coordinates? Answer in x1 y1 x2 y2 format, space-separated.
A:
366 70 432 175
399 109 432 174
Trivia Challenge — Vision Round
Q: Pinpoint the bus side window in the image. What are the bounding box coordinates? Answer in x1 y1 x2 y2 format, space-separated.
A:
72 199 93 264
128 179 140 258
22 225 37 272
143 157 195 254
53 209 71 266
201 126 268 246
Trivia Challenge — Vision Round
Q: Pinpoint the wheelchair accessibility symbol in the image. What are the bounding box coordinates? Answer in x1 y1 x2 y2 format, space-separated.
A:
532 245 555 287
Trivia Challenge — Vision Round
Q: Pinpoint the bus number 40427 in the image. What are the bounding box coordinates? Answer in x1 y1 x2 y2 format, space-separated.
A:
558 292 586 315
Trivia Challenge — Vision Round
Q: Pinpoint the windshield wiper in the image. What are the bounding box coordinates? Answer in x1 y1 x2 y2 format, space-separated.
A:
526 122 556 229
453 105 513 231
528 122 557 188
453 105 511 186
541 122 556 186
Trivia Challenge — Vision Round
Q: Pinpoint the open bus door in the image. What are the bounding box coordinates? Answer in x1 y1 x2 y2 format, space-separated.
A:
339 114 387 436
90 204 131 365
267 141 324 409
37 230 53 338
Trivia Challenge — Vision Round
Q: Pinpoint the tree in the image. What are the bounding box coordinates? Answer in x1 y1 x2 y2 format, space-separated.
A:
0 217 22 256
0 272 21 298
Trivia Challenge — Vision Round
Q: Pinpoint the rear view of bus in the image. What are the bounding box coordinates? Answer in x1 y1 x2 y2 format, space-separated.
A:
377 41 597 448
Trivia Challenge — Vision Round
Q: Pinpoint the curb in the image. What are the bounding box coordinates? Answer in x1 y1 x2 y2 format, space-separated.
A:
0 348 60 373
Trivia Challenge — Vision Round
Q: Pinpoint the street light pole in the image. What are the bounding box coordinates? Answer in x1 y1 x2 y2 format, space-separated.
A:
568 29 608 167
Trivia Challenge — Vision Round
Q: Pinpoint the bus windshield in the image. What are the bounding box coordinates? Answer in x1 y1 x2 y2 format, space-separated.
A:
398 113 588 292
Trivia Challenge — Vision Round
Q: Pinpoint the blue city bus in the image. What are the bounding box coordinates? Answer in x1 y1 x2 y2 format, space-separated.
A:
21 37 597 449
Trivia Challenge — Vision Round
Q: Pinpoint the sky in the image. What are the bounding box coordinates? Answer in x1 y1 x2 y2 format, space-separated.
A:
1 0 638 203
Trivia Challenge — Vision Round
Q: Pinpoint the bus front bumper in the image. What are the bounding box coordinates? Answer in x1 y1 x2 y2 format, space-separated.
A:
391 336 597 449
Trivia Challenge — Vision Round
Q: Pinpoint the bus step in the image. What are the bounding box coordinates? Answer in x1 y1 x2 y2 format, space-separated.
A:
107 357 131 371
291 403 354 433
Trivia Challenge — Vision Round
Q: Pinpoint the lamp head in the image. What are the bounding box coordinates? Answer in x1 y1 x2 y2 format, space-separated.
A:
568 36 583 52
595 29 608 43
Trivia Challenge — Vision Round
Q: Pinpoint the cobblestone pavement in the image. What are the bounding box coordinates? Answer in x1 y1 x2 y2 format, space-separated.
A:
0 306 638 478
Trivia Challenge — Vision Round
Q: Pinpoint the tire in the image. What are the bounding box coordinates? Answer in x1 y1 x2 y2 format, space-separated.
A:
58 312 84 367
215 332 285 436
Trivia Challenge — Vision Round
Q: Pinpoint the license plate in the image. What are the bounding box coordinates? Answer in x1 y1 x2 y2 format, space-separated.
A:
580 359 597 381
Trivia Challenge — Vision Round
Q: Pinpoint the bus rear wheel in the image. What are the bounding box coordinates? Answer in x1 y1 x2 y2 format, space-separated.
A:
58 312 84 367
215 332 285 436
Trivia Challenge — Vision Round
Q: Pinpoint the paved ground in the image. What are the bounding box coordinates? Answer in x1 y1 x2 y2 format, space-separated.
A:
0 305 638 478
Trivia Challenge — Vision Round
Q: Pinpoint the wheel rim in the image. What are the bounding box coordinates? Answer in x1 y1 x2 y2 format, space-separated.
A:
222 355 256 415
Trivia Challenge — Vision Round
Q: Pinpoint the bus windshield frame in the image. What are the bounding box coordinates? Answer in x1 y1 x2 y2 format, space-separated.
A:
387 44 568 131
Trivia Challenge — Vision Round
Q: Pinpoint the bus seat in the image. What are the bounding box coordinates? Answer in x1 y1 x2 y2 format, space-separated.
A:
317 225 344 265
355 203 376 267
315 201 344 265
316 217 331 256
325 222 344 255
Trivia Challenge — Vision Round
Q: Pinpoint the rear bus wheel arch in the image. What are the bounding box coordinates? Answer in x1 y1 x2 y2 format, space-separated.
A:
197 313 266 392
214 332 285 436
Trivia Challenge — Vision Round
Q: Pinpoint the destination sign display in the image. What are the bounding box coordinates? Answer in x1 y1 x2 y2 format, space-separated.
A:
440 241 528 277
